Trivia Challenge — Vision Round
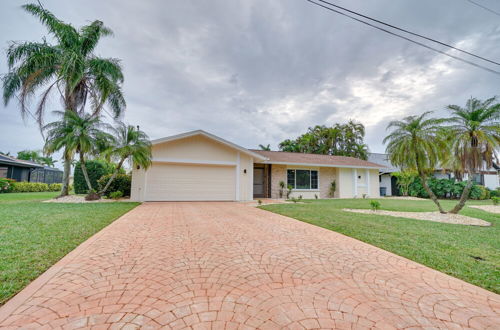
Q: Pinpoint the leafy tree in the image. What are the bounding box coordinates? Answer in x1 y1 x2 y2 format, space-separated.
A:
391 170 417 196
258 144 271 151
444 97 500 213
278 121 368 159
3 3 125 196
43 111 111 197
383 112 447 213
98 123 152 195
17 150 41 163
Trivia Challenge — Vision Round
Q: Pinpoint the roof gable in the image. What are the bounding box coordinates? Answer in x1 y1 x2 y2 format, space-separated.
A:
151 130 267 160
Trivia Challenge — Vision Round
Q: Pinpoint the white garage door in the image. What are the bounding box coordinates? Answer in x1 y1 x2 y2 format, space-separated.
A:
144 163 236 201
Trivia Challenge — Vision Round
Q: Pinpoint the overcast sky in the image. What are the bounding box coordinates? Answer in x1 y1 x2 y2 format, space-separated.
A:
1 0 499 166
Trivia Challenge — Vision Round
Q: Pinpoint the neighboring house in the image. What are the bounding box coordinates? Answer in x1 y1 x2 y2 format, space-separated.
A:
0 154 63 184
367 153 500 196
131 130 382 201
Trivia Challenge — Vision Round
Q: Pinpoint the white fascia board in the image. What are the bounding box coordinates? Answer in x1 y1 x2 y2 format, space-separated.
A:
152 157 237 166
264 161 381 169
151 130 267 161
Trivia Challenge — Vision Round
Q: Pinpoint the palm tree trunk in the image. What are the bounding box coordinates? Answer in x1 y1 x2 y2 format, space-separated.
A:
99 157 125 195
419 173 447 214
449 172 474 214
79 153 93 192
59 150 71 197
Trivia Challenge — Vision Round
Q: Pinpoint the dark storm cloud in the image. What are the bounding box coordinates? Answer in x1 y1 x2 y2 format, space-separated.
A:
1 0 499 161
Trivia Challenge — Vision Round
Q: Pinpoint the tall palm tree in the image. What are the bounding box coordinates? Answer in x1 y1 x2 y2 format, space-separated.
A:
99 123 152 195
383 111 447 213
3 3 125 196
444 97 500 213
43 111 111 196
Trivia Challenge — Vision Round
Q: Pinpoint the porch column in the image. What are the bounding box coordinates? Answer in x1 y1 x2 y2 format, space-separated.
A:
235 152 240 201
365 169 370 197
352 168 357 197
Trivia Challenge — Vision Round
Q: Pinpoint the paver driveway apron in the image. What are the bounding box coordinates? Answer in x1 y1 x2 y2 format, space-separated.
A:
0 202 499 329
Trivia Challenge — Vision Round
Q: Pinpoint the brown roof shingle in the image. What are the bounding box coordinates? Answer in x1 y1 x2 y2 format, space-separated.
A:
250 150 383 168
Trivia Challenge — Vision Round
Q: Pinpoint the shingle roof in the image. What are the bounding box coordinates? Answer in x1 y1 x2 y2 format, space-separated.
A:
0 154 43 168
367 153 400 173
250 150 383 168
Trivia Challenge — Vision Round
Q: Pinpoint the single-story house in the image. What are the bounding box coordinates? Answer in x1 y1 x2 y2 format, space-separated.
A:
367 152 500 196
0 154 63 184
131 130 382 201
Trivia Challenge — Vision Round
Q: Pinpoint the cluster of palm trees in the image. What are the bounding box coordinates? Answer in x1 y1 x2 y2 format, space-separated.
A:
2 3 151 199
384 97 500 214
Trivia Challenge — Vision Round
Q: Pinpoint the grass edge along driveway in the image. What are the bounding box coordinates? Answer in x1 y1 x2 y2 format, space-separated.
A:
260 198 500 294
0 192 139 305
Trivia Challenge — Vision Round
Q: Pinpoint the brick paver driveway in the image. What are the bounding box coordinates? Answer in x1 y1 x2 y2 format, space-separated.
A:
1 202 499 329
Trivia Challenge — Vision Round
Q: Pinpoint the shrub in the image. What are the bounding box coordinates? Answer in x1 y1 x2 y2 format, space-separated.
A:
257 199 262 205
286 184 293 199
470 185 489 200
97 174 131 197
279 181 285 198
49 183 62 192
492 196 499 206
11 182 49 192
74 160 117 194
490 189 500 198
109 191 123 200
0 178 15 193
329 180 336 197
370 200 381 211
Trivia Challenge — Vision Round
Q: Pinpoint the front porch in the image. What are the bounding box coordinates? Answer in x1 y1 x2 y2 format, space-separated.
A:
253 164 272 198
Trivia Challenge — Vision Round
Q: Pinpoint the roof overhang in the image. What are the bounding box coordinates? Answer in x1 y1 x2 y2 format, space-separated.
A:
263 161 381 169
151 130 267 161
0 160 43 168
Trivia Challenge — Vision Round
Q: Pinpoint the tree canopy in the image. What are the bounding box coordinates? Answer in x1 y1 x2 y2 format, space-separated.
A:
278 121 368 159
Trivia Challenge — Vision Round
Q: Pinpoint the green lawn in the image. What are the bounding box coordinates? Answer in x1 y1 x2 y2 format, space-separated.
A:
260 198 500 294
0 192 139 305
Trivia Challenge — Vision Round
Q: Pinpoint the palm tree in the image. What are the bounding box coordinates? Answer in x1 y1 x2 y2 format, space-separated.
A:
258 144 271 151
444 97 500 214
99 123 151 195
3 3 125 196
383 111 447 213
44 111 111 197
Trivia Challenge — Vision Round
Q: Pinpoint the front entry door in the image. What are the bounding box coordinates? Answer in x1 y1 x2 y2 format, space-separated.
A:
253 168 265 197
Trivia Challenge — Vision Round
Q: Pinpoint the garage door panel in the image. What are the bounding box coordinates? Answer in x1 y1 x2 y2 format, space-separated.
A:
145 163 236 201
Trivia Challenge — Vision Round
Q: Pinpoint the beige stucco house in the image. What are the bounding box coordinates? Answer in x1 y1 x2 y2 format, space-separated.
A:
131 130 382 201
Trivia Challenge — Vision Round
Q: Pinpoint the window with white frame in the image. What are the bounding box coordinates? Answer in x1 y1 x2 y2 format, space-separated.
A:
287 169 318 190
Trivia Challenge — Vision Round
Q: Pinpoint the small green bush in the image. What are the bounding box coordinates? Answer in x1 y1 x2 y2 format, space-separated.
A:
0 178 15 193
48 183 62 191
370 200 381 211
97 174 131 197
490 189 500 198
11 182 49 193
109 191 123 200
74 160 118 194
492 196 499 206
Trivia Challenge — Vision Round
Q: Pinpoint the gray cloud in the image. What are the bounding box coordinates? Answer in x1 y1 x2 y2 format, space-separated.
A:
1 0 499 163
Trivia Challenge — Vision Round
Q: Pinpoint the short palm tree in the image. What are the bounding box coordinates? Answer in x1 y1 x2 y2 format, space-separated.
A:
444 97 500 213
258 144 271 151
44 111 111 197
3 3 125 196
383 111 447 213
99 123 152 195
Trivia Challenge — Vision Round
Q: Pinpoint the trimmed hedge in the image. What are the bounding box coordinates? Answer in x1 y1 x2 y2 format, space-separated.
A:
97 174 131 197
74 160 117 194
10 182 62 193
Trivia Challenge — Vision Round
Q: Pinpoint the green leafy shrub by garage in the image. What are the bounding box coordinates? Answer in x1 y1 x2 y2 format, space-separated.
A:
109 191 123 200
0 178 15 193
490 189 500 198
74 160 118 194
97 174 131 197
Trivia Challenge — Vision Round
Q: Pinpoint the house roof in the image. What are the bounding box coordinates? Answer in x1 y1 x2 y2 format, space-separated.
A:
367 153 400 173
250 150 383 169
0 154 44 168
151 130 267 161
